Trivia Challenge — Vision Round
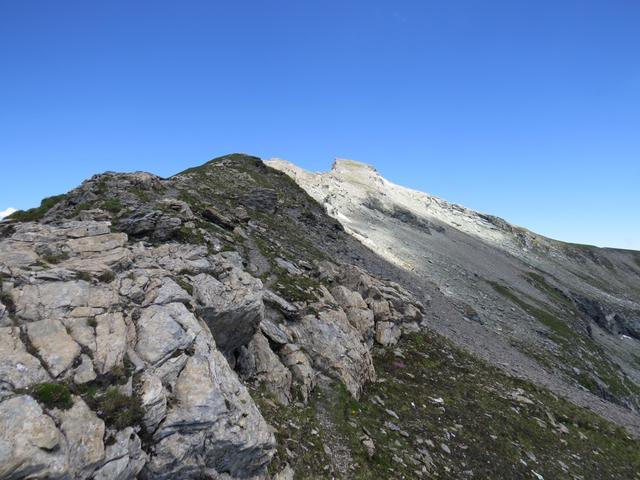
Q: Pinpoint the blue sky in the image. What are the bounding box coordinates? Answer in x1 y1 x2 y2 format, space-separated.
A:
1 1 639 249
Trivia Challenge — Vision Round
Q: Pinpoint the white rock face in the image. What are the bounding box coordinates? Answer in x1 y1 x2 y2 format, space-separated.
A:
139 372 167 431
0 395 67 479
240 331 293 405
95 312 128 373
193 270 265 353
14 280 118 322
135 303 196 365
0 198 426 478
289 308 375 397
267 156 640 432
56 397 106 475
147 333 275 478
92 427 146 480
26 319 81 378
0 326 50 391
0 220 277 479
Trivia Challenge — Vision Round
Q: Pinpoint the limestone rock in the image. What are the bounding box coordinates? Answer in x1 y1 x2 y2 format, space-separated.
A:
143 276 191 306
376 321 402 346
135 303 196 365
288 308 375 397
63 317 97 353
193 270 264 353
95 312 128 374
57 397 105 475
0 395 67 479
14 280 118 322
332 286 375 338
67 232 127 254
274 464 295 480
0 326 50 391
93 427 146 480
26 319 81 377
280 343 315 402
146 335 275 479
73 354 97 384
139 372 167 432
241 331 292 405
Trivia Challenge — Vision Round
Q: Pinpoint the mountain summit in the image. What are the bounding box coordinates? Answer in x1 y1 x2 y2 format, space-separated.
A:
0 154 639 479
268 158 640 404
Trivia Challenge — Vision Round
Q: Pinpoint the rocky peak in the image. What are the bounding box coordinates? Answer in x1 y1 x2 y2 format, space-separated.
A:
2 153 640 479
269 158 640 417
331 158 378 175
0 153 426 479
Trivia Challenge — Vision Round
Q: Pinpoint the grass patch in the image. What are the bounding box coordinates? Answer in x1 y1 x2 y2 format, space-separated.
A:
7 194 67 222
257 331 640 479
525 272 574 309
489 281 640 406
75 271 93 282
97 270 115 283
172 226 205 245
176 277 194 296
489 281 575 339
88 386 144 430
31 382 73 410
42 251 70 264
101 199 123 214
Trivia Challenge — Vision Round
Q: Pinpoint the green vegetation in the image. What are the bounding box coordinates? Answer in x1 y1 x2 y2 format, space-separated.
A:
489 279 640 406
101 198 123 214
131 187 151 201
176 277 194 296
172 226 205 245
41 251 70 264
0 291 15 314
525 271 574 309
75 271 93 282
97 270 115 283
489 281 575 339
86 386 144 430
31 382 73 410
27 360 142 429
256 332 640 479
272 267 323 303
7 194 67 222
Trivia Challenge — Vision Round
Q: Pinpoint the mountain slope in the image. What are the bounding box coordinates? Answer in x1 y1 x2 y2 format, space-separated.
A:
268 159 640 414
0 154 639 479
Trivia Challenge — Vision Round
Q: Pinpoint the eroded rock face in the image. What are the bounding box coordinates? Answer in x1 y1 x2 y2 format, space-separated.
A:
56 397 106 476
0 221 277 479
193 269 265 354
26 319 81 378
0 327 50 393
289 308 375 397
0 196 424 477
0 395 67 479
147 334 275 478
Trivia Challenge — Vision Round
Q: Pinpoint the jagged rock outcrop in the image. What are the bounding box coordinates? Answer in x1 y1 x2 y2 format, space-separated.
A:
0 155 425 478
2 153 640 478
0 220 280 479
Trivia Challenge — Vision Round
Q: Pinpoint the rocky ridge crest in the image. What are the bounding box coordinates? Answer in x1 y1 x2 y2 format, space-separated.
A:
0 155 424 479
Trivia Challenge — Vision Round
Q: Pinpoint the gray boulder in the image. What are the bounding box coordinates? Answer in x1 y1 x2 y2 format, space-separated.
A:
193 270 265 354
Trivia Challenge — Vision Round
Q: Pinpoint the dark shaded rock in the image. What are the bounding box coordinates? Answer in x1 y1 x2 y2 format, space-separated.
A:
192 272 265 354
119 211 182 241
242 188 278 213
202 207 235 230
573 295 640 340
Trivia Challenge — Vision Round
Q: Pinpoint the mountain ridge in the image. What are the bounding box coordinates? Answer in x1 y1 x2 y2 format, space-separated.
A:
1 153 639 479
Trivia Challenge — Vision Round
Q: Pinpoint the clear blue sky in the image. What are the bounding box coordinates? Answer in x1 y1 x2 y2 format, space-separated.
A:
1 1 639 249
